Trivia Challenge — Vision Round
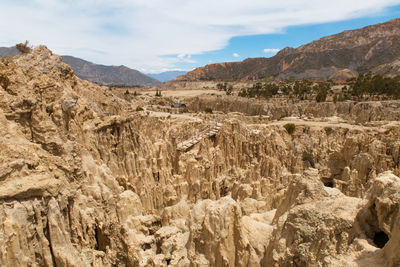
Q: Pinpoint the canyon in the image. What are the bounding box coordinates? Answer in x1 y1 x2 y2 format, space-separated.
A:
0 47 400 266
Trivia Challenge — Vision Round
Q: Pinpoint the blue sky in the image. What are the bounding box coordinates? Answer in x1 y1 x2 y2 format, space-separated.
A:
0 0 400 73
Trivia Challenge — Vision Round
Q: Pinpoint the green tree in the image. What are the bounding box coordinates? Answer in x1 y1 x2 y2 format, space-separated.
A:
314 82 331 102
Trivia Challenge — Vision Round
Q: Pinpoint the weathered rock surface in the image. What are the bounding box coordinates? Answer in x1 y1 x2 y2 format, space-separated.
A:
0 47 399 266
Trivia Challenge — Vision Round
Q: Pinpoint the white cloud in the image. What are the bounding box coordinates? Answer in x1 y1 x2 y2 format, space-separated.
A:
264 48 280 53
0 0 399 72
177 53 196 63
233 53 240 57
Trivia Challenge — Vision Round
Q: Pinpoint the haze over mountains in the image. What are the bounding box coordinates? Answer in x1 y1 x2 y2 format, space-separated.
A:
176 18 400 82
146 71 188 82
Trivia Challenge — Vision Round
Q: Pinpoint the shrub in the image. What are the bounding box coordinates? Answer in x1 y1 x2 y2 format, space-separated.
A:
324 127 333 135
226 85 233 95
157 101 165 106
204 107 213 114
302 150 315 168
283 123 296 134
136 106 144 111
16 40 32 53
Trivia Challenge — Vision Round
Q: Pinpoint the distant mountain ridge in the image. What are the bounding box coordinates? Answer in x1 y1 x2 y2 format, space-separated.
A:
175 18 400 82
0 47 20 57
146 71 187 82
61 56 160 87
0 47 160 87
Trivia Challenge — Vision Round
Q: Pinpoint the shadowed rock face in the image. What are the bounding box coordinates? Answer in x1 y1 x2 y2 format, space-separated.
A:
0 46 400 266
175 18 400 82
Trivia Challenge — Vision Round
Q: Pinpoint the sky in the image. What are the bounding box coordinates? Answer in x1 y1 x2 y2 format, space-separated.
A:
1 1 400 73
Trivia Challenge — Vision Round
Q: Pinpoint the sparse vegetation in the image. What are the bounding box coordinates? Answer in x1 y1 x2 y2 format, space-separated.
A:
314 82 331 102
324 127 333 135
157 101 165 106
347 73 400 99
204 107 213 114
155 89 162 97
284 123 296 134
16 40 32 54
238 82 280 98
136 106 144 111
226 85 233 95
302 150 315 168
293 80 313 100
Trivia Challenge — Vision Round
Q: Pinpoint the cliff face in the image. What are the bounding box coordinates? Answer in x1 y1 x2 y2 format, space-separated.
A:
176 18 400 82
1 47 400 266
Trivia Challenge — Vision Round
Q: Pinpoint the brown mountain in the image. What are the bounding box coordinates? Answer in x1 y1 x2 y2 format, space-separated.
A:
176 18 400 82
61 56 160 87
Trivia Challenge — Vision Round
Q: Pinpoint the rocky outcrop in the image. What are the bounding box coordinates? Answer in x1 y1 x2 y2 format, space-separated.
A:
0 46 400 266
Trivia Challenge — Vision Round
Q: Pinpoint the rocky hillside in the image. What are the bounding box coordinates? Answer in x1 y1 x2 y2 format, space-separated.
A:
176 18 400 82
1 47 400 266
62 56 160 87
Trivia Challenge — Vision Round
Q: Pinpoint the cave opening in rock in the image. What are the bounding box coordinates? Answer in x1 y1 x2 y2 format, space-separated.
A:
95 227 111 252
373 231 389 248
321 177 334 188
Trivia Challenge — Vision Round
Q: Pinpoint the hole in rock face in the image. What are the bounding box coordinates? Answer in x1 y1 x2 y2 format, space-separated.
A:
141 243 152 250
95 227 111 252
321 177 334 188
373 231 389 248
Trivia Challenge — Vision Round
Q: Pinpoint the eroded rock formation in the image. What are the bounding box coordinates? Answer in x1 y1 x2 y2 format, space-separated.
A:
0 47 399 266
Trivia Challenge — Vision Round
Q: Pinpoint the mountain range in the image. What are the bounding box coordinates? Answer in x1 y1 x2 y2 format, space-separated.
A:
61 56 160 87
175 18 400 82
146 71 187 82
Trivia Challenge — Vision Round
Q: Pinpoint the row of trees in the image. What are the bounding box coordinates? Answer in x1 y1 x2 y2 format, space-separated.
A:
347 73 400 98
234 73 400 102
237 80 332 102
